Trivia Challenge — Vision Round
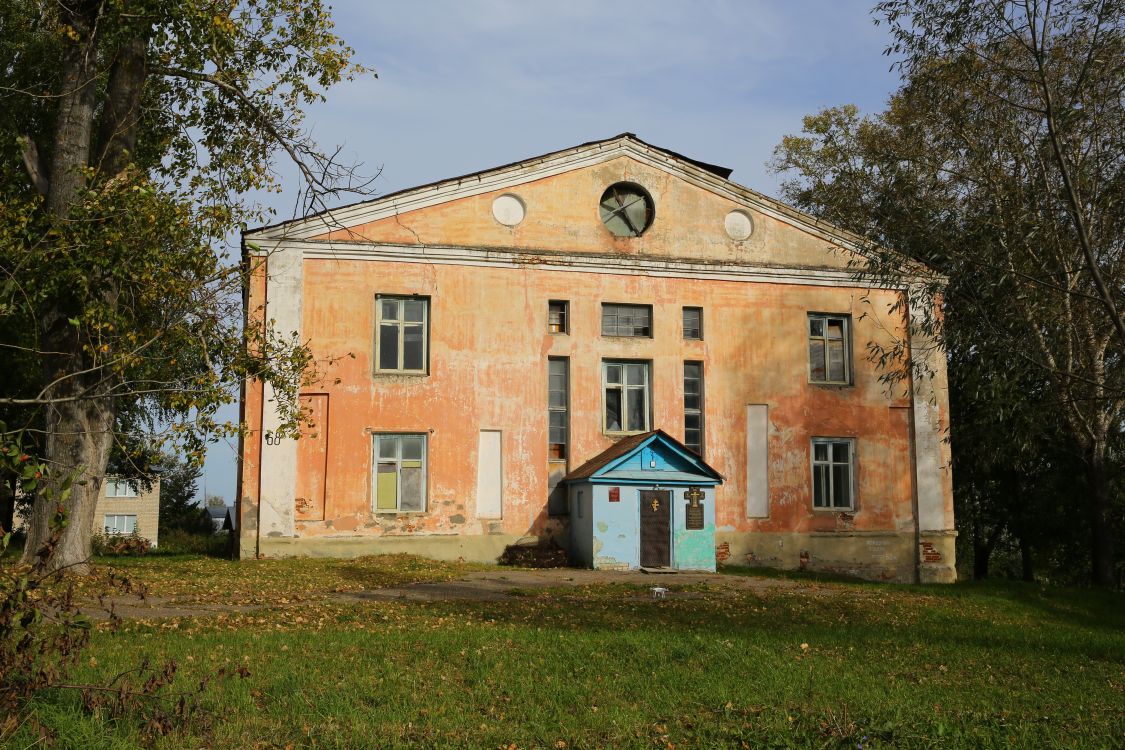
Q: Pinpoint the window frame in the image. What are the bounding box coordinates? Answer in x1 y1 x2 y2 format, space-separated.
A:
683 361 704 456
810 437 857 511
807 313 852 385
602 359 651 435
601 303 653 338
105 478 138 498
682 306 703 340
548 357 569 461
103 514 137 535
374 295 430 375
547 300 569 335
371 433 429 513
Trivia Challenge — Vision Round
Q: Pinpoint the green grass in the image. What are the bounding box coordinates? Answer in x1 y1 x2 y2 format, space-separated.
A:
8 558 1125 749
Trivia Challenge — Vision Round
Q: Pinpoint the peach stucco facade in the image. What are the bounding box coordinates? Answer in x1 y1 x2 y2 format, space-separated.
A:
238 135 956 582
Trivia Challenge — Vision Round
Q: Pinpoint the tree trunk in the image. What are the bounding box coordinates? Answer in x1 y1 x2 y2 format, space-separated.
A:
1019 534 1035 583
1087 451 1117 586
20 389 115 574
973 522 1002 580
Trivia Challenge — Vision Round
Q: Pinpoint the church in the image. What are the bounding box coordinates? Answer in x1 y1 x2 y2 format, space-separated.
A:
237 134 956 583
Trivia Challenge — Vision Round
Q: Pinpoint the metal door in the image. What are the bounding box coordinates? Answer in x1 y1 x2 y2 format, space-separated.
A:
640 490 671 567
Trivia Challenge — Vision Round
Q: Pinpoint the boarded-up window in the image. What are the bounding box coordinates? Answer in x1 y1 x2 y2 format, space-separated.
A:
373 434 427 512
808 314 850 384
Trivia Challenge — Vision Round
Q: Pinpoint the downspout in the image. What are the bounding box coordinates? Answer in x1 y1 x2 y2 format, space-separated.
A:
903 288 922 584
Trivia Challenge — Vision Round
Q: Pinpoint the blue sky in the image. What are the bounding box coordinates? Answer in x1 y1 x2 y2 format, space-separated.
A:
199 0 902 503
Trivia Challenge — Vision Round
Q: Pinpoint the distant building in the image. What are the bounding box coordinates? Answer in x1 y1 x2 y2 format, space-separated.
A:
207 505 237 533
238 134 956 582
94 477 160 547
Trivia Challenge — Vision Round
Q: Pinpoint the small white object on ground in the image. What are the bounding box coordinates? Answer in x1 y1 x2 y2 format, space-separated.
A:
651 586 669 599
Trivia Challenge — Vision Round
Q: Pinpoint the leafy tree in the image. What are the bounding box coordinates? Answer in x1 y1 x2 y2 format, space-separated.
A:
154 452 211 534
0 1 371 572
772 0 1124 584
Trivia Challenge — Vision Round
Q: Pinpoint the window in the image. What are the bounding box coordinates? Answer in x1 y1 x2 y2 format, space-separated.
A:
105 479 137 497
683 307 703 340
812 438 855 510
103 514 136 535
808 314 850 384
683 362 704 455
376 296 429 373
548 300 569 335
373 434 427 512
601 303 652 337
603 361 650 433
548 358 569 460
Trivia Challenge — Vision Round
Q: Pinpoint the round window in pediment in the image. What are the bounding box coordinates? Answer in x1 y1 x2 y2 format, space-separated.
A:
599 182 655 237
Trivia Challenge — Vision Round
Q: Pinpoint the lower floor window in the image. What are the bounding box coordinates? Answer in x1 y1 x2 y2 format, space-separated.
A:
812 438 855 509
373 434 427 512
104 514 137 535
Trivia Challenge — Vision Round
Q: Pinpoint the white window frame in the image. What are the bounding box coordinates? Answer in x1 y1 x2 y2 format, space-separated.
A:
808 313 852 385
103 514 137 535
371 433 428 513
105 478 138 497
375 296 429 374
602 360 651 434
811 437 856 511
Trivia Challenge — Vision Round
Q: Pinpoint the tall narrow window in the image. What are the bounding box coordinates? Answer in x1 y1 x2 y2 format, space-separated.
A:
682 307 703 340
683 361 704 455
376 296 429 373
373 434 427 512
808 314 850 384
548 358 569 460
548 300 569 335
811 438 855 510
603 361 650 433
601 303 652 337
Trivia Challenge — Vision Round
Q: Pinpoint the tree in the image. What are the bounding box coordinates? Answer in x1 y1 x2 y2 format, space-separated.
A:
205 494 227 508
772 0 1124 584
0 1 371 572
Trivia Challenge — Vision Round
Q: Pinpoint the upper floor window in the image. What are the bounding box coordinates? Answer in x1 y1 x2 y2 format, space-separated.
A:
603 360 650 433
602 303 652 338
548 300 569 335
683 307 703 340
105 479 138 497
683 362 704 456
808 314 850 384
812 438 855 510
376 296 429 374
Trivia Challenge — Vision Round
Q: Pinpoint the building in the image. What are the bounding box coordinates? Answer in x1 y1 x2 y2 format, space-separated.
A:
238 134 956 583
94 477 160 547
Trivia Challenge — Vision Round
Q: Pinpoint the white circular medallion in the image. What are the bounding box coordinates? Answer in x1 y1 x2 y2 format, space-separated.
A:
724 209 754 241
492 194 526 227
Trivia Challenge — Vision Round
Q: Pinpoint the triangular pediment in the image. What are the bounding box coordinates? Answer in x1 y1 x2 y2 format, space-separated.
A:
564 430 723 486
244 134 904 274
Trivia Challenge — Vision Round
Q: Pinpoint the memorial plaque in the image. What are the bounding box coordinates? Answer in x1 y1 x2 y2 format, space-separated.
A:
684 487 705 530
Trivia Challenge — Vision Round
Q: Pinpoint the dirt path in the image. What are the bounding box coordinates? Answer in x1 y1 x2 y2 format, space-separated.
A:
81 568 820 620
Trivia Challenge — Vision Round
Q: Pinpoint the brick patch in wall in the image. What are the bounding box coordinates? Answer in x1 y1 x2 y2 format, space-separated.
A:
715 542 731 563
920 542 943 563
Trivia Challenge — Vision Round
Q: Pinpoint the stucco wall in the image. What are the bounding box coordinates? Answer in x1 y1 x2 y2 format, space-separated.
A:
239 148 956 581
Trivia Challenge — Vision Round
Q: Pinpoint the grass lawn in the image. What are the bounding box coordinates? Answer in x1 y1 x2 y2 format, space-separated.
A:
7 555 1124 749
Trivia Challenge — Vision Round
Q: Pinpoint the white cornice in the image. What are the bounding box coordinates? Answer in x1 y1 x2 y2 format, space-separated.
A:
251 239 909 290
243 136 881 262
